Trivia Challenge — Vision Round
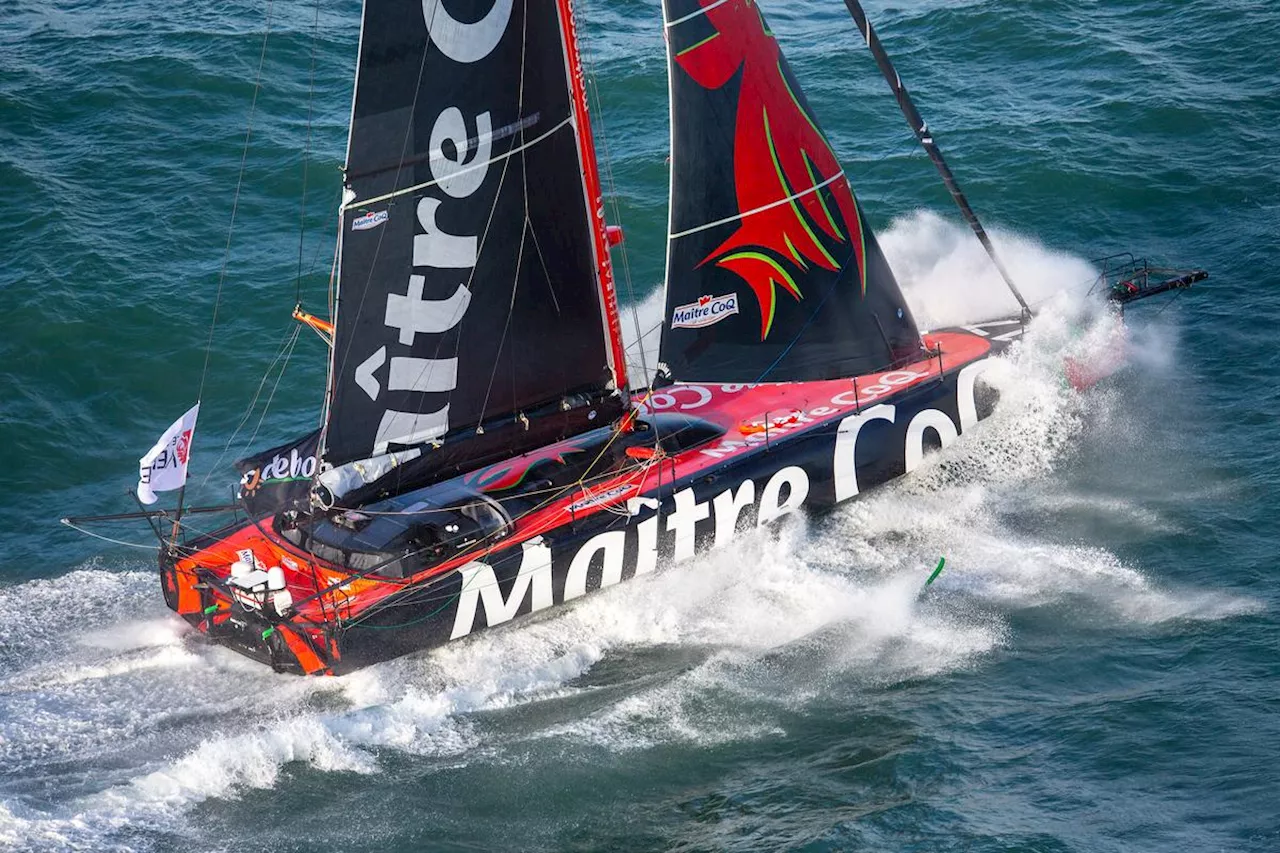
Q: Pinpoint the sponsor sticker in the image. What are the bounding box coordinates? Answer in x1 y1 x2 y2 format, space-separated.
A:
565 484 633 513
351 210 389 231
671 293 738 329
236 548 267 571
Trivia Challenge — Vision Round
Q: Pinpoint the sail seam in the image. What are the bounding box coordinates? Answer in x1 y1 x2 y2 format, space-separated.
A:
348 116 574 209
665 0 733 29
474 0 532 430
667 170 846 240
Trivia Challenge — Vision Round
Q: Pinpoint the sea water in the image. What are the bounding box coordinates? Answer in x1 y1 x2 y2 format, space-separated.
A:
1 1 1277 850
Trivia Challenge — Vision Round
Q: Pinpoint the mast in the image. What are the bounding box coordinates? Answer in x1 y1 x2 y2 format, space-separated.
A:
839 0 1032 319
555 0 629 397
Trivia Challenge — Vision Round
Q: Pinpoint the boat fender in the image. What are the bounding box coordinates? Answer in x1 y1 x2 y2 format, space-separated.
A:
266 566 286 590
230 560 252 579
266 566 293 615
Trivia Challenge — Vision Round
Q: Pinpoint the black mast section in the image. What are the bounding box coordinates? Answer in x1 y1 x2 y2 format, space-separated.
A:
839 0 1031 318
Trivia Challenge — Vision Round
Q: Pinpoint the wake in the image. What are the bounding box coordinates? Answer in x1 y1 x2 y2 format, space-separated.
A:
0 214 1255 852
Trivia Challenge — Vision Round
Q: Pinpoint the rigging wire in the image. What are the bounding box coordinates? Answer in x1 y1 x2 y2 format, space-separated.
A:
474 7 532 430
840 0 1030 319
327 3 442 431
294 0 322 306
241 324 302 452
1152 286 1187 318
198 0 276 405
198 323 299 488
572 0 667 472
59 520 161 551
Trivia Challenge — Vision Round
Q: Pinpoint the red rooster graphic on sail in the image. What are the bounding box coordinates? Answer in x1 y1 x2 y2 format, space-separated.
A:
463 437 592 493
674 0 866 339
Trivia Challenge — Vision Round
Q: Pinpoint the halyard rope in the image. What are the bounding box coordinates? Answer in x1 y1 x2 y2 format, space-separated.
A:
197 0 276 405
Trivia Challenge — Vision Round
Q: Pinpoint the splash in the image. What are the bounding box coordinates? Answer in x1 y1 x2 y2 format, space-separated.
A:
0 215 1255 851
880 209 1100 328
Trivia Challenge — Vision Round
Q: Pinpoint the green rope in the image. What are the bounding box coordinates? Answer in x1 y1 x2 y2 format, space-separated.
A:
348 589 464 631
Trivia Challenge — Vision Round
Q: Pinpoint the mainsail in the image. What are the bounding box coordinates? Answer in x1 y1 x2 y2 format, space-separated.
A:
324 0 626 478
660 0 922 383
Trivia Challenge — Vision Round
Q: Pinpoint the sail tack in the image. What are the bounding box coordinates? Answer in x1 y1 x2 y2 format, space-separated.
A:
660 0 922 383
325 0 624 471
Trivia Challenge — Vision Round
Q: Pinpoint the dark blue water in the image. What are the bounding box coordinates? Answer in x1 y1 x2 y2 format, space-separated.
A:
2 1 1277 850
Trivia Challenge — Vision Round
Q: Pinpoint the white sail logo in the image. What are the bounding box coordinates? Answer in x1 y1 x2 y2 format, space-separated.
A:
356 3 515 456
350 210 387 231
671 293 739 329
421 0 514 63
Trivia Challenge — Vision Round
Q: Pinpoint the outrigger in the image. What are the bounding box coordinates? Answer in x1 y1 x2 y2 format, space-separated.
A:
68 0 1205 674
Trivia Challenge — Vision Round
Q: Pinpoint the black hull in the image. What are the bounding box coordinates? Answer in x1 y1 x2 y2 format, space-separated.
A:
332 356 1001 673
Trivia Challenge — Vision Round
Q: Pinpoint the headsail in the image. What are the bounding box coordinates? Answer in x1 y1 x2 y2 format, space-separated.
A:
660 0 922 383
324 0 625 476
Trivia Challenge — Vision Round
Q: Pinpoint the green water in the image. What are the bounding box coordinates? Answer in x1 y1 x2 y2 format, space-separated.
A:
2 1 1278 850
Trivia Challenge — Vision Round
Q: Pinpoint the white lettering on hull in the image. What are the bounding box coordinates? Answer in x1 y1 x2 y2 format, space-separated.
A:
450 537 552 639
904 409 959 472
832 404 895 502
956 360 992 432
712 481 754 548
563 530 626 601
635 514 659 576
447 359 996 639
758 466 809 526
667 488 710 562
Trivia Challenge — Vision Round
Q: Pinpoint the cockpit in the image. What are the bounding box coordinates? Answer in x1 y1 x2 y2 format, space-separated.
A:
278 480 513 579
277 413 724 579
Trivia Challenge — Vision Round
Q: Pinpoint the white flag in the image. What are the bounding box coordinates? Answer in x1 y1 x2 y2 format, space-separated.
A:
137 403 200 505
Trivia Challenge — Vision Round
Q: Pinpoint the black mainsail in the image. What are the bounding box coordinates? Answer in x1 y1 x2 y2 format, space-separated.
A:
323 0 626 484
659 0 922 383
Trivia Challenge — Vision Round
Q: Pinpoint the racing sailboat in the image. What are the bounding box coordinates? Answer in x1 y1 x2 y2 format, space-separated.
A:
68 0 1202 674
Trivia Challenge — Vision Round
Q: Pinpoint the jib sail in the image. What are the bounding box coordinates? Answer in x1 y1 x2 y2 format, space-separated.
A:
323 0 626 478
659 0 922 383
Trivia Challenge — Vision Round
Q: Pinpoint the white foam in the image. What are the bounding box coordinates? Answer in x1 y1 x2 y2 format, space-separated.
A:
15 644 200 689
0 213 1258 850
882 209 1101 328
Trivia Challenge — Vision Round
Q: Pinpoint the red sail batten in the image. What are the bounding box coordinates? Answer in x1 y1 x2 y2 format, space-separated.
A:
556 0 629 396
